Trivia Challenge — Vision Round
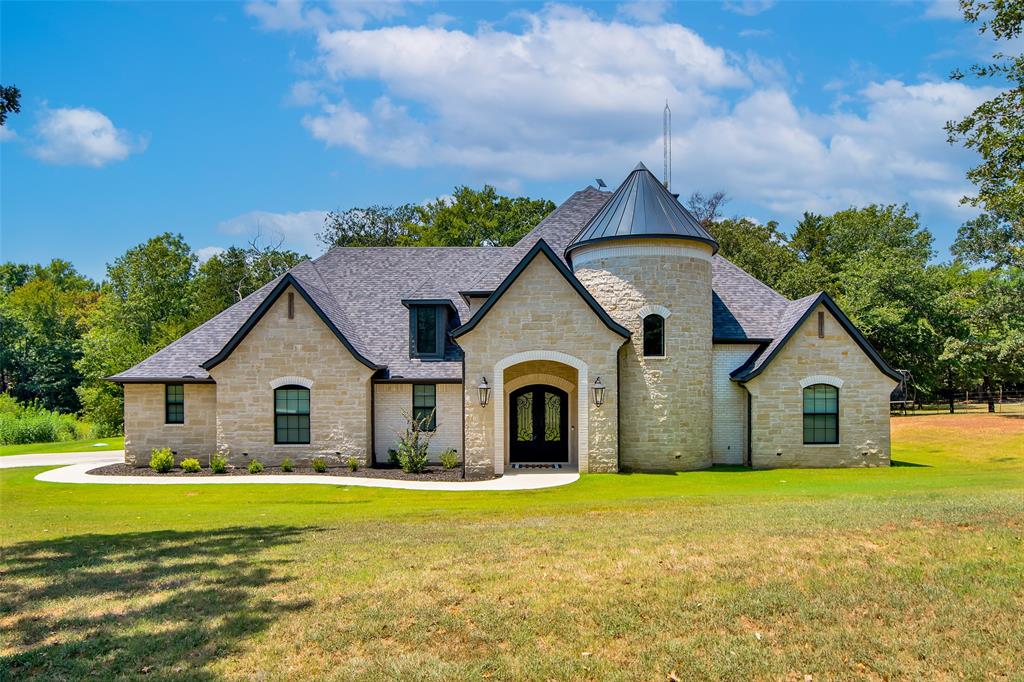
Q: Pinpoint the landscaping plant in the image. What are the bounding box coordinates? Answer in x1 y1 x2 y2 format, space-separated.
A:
395 409 434 474
210 453 228 474
0 393 85 445
247 459 264 474
440 448 459 470
311 457 327 473
280 457 293 472
347 456 360 472
180 457 201 473
149 448 174 473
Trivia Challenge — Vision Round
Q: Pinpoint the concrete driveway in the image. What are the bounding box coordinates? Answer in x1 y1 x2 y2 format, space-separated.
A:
0 450 124 469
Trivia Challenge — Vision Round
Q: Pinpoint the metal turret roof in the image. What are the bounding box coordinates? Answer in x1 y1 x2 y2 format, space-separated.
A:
564 162 719 260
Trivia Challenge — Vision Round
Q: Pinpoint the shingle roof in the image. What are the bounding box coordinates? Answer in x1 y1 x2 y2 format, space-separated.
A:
564 162 718 261
111 179 807 384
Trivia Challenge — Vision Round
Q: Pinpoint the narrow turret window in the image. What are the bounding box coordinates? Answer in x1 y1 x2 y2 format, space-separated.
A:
642 314 665 357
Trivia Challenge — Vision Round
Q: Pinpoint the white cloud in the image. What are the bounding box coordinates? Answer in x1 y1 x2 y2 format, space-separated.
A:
246 0 406 31
258 4 993 228
738 28 771 38
722 1 775 17
217 209 328 254
196 246 227 264
31 107 146 167
617 1 669 24
0 126 16 142
922 0 962 20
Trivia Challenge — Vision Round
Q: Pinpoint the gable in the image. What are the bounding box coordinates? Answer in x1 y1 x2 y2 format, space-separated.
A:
736 295 902 385
452 239 630 340
201 274 380 372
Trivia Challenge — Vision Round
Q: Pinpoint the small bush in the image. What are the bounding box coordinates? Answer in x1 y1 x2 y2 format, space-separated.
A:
311 457 327 473
280 457 293 472
180 457 201 473
150 448 174 473
210 453 228 474
387 448 400 466
248 459 264 474
347 455 360 472
440 448 459 470
394 409 434 474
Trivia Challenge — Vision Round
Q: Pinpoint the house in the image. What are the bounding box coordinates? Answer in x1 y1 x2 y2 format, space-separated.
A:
110 164 901 474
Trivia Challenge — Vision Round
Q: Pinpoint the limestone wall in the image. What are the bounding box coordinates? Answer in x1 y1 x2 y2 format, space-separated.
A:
373 382 462 463
459 255 624 476
208 284 375 466
123 383 217 466
744 303 897 468
573 239 714 471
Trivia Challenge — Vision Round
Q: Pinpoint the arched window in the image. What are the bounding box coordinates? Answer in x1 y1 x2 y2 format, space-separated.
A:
275 385 310 444
642 314 665 357
803 384 838 444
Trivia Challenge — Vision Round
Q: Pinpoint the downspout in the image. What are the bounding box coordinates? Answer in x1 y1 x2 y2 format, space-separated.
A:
369 375 376 468
461 355 467 480
616 346 622 473
746 389 752 468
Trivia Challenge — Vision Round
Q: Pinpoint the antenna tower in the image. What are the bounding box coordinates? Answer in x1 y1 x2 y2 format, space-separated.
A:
663 101 672 191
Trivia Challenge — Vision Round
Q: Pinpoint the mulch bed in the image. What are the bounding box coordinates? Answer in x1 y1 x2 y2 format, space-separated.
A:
89 462 494 482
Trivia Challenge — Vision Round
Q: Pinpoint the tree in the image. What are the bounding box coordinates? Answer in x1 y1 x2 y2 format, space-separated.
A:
0 84 20 126
191 236 306 324
705 217 799 293
946 0 1024 266
76 234 197 432
317 204 419 248
939 266 1024 411
0 260 99 411
316 186 555 249
686 191 729 228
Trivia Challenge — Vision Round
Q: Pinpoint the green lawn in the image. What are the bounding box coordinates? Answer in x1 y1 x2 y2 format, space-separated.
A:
1 415 1022 680
0 436 124 457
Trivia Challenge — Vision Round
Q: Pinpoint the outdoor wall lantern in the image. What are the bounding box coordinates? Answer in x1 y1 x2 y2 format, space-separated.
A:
592 376 606 407
477 377 491 407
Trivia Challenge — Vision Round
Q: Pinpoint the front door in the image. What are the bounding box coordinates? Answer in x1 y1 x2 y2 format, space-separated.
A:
509 385 569 462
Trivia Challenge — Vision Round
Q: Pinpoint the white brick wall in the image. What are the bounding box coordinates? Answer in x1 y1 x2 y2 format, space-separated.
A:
711 344 757 465
373 383 462 463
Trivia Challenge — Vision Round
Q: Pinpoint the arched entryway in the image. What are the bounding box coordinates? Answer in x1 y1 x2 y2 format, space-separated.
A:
509 384 570 463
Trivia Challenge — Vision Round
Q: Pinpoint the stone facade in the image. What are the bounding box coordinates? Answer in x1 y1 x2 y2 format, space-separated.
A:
123 383 217 466
744 303 897 468
373 382 462 463
458 254 625 476
207 284 375 467
573 239 715 471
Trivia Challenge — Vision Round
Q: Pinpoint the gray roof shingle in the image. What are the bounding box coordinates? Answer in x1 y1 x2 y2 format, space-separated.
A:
112 182 796 383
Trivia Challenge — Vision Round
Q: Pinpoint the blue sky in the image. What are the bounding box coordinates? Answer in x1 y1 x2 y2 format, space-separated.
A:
0 0 996 280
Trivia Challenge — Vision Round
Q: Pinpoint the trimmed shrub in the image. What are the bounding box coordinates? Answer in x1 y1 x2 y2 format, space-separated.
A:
180 457 201 473
280 457 294 472
440 448 459 470
395 409 433 474
210 454 228 474
150 448 174 473
248 459 264 474
311 457 327 473
347 456 360 472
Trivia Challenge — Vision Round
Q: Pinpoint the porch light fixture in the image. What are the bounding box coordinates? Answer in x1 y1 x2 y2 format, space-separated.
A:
477 377 491 407
592 376 606 407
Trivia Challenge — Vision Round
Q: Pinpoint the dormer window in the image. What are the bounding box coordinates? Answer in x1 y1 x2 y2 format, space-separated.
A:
409 304 447 360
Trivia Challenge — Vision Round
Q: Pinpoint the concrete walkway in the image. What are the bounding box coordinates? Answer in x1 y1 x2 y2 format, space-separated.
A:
0 450 126 469
8 451 579 491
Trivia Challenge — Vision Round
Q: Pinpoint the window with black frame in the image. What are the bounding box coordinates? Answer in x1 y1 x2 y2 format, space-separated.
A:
165 384 184 424
642 314 665 357
275 385 310 444
803 384 838 444
412 384 437 431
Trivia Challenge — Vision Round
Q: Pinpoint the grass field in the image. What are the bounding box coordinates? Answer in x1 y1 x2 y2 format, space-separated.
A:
1 415 1021 680
0 436 124 457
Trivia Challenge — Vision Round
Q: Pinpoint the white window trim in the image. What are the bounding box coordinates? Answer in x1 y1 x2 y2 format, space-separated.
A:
269 376 314 389
636 304 672 320
799 375 844 389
